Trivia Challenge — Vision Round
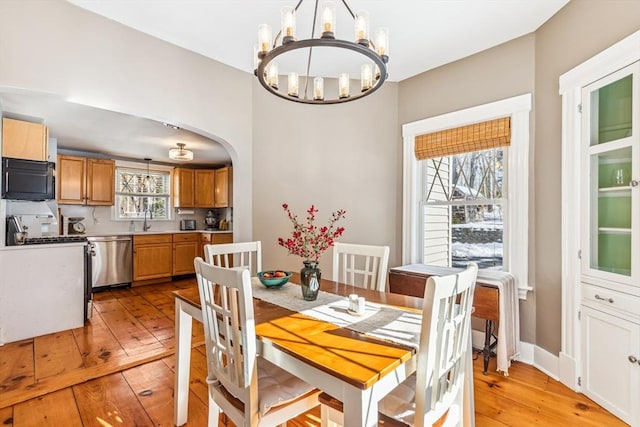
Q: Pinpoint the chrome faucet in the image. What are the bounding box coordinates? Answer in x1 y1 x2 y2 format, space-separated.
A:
143 209 152 231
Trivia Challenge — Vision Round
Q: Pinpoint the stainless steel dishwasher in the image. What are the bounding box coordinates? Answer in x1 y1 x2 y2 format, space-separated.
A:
87 236 133 289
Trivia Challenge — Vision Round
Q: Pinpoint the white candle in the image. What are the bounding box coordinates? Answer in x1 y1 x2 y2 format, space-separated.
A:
314 77 324 100
339 73 350 98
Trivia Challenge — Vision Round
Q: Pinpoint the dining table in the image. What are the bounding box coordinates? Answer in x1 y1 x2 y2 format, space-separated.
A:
173 273 475 427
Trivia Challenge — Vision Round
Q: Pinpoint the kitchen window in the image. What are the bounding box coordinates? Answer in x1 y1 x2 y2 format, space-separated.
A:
115 166 171 220
402 94 532 299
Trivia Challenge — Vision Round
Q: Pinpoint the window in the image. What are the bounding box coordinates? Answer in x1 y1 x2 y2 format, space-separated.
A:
422 148 504 269
402 94 531 299
115 166 171 220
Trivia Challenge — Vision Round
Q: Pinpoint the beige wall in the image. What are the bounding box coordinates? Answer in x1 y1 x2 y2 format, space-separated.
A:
252 80 400 276
0 0 254 241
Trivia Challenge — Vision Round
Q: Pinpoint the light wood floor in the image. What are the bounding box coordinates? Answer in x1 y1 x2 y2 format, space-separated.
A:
0 279 626 426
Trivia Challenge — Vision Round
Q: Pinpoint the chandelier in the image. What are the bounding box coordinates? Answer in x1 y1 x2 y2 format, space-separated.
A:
255 0 389 105
169 143 194 161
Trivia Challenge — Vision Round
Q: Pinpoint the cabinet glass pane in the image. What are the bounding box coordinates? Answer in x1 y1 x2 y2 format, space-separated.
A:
590 74 632 145
597 232 631 275
590 147 632 276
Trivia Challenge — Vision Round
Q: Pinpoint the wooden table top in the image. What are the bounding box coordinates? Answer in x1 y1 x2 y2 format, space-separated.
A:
174 273 424 390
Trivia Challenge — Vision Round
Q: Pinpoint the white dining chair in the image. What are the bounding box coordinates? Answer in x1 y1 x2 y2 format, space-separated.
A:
204 241 262 274
332 242 390 291
194 257 321 426
320 262 478 427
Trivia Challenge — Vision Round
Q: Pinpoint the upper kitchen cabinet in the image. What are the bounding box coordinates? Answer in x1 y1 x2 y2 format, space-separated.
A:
2 118 49 161
173 168 195 208
214 166 233 208
195 169 215 208
57 154 115 205
173 168 216 208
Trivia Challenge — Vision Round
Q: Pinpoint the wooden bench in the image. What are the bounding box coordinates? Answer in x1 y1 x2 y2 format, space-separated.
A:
388 265 499 375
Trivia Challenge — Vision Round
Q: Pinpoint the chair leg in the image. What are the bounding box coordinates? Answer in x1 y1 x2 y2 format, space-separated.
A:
208 392 221 427
321 404 343 427
483 320 492 375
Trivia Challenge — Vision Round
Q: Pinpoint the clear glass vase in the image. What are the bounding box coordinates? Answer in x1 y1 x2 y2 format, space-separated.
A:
300 260 321 301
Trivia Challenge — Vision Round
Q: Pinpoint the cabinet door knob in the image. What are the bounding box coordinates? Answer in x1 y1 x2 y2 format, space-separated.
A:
630 179 639 187
629 355 638 364
594 294 614 303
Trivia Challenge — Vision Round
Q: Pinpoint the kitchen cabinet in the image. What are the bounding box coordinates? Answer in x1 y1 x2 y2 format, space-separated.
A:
57 155 115 205
195 169 215 208
214 166 233 208
580 303 640 425
1 117 49 161
199 232 233 258
173 168 216 208
132 234 173 281
173 168 194 208
173 233 199 275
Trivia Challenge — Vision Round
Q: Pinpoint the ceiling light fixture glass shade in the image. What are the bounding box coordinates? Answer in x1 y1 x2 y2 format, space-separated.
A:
254 0 389 105
169 143 194 161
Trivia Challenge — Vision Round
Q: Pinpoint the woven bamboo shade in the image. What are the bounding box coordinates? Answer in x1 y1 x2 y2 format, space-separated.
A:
414 117 511 160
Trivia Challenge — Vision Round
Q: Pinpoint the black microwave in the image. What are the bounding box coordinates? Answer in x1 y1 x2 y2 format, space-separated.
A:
2 157 55 200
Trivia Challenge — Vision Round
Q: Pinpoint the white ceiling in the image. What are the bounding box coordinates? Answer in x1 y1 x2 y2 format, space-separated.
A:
1 0 569 166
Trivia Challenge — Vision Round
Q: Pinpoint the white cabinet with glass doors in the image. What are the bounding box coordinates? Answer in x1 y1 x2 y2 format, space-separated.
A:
579 60 640 427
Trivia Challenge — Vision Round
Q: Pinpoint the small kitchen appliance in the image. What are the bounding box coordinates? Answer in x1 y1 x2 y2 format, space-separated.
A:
68 217 86 235
203 210 218 230
180 219 196 231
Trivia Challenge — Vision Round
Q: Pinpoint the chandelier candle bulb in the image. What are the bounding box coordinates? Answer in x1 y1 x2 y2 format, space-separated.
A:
281 7 296 44
375 27 389 60
338 73 350 98
354 10 370 46
253 45 260 71
288 72 299 97
361 63 373 91
257 24 272 56
314 77 324 100
321 1 336 38
267 62 279 89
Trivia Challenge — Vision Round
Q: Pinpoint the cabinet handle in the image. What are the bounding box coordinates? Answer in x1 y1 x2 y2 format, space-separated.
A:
631 180 639 187
594 294 614 303
629 355 638 364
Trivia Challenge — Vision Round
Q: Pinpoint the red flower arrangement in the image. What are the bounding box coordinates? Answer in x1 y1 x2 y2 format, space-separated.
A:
277 203 346 262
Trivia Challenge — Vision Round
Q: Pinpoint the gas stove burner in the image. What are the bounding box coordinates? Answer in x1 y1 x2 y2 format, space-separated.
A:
23 236 88 245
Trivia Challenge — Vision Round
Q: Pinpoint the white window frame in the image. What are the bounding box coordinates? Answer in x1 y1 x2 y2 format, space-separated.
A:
113 160 174 221
402 93 532 299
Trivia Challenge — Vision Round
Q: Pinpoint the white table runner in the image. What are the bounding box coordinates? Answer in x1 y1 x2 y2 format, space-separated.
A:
251 278 422 349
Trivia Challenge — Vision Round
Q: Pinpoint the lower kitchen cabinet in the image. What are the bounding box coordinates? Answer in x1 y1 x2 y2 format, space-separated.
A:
173 233 199 275
580 303 640 425
199 232 233 258
133 234 173 281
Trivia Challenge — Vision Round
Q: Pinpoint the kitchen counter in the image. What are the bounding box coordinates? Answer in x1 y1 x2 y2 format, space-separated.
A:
0 243 86 344
84 230 232 237
0 241 87 251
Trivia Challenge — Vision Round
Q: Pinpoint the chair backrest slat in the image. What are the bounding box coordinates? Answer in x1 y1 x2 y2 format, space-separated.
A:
204 241 262 274
332 242 390 291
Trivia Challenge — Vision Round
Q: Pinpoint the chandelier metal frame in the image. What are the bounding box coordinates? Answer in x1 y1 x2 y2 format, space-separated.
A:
255 0 389 105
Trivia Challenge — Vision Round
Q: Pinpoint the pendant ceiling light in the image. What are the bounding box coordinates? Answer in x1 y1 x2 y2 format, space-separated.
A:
255 0 389 105
169 143 194 161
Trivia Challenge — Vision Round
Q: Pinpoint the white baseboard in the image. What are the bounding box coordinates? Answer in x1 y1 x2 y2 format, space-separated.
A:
471 329 561 380
559 351 578 391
